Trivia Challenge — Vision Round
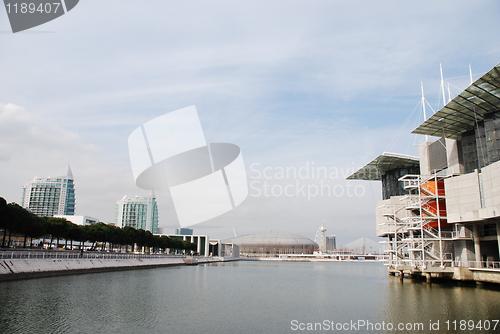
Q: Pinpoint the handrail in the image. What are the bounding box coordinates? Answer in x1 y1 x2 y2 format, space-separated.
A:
451 230 473 239
384 259 500 269
0 250 191 260
455 260 500 269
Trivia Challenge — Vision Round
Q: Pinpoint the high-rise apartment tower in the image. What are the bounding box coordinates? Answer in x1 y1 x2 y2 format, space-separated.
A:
21 165 76 217
115 195 159 233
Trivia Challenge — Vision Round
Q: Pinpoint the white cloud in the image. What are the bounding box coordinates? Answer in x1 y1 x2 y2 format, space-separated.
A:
0 103 96 162
0 103 137 222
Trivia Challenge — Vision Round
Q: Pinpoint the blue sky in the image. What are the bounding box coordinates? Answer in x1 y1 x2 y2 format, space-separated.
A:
1 0 500 244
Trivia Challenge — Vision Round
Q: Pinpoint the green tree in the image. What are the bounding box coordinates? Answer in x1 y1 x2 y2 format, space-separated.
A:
106 225 124 251
158 235 173 251
2 203 37 247
22 214 45 248
67 222 87 250
46 217 72 249
183 240 197 253
0 197 9 248
84 223 110 250
135 229 154 253
169 238 185 254
122 226 138 252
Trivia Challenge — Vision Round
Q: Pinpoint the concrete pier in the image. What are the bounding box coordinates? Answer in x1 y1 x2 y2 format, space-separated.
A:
425 273 432 283
0 251 224 281
388 264 500 285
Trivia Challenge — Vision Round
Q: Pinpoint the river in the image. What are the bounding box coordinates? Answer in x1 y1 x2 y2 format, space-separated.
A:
1 261 500 333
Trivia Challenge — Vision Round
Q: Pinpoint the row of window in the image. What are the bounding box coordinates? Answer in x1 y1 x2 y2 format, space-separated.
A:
462 111 500 173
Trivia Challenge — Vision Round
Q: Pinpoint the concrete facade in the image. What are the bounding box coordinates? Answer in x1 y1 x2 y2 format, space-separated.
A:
444 161 500 223
445 170 482 223
209 240 240 259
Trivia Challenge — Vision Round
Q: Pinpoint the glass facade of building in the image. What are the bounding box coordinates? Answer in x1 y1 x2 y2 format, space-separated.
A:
461 111 500 173
175 228 193 235
326 235 336 251
21 174 75 217
381 167 420 200
115 195 159 233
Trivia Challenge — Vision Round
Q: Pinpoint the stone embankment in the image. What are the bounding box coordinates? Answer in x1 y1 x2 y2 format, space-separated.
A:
0 251 221 281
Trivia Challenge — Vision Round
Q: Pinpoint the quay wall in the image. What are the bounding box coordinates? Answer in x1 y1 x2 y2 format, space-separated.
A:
389 265 500 284
0 256 219 281
470 268 500 284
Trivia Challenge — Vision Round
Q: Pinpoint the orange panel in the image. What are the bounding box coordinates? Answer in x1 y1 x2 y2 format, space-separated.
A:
421 180 445 196
422 200 447 217
424 220 451 228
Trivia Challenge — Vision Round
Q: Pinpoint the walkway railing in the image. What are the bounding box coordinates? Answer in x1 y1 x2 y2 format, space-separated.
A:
0 251 185 260
385 259 453 268
456 260 500 269
385 259 500 270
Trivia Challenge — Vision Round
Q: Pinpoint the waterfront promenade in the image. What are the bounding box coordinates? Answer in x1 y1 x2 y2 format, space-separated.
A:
0 250 222 281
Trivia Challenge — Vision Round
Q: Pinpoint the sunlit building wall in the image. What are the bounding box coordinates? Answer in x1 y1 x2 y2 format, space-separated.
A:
21 166 75 217
115 195 159 233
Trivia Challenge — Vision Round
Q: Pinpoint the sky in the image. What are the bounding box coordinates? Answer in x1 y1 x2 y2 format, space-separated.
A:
1 0 500 245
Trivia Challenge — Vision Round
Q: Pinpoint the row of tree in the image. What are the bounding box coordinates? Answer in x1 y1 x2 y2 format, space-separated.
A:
0 197 196 253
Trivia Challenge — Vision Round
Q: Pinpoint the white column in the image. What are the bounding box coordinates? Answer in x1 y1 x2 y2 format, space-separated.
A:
473 224 482 264
496 222 500 261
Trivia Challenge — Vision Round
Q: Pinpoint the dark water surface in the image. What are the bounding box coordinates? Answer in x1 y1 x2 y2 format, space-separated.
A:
1 261 500 333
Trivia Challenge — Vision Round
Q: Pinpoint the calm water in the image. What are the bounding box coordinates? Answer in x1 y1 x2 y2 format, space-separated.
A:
1 261 500 333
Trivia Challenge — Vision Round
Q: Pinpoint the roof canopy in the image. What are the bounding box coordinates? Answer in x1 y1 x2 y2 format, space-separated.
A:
346 152 419 181
412 63 500 140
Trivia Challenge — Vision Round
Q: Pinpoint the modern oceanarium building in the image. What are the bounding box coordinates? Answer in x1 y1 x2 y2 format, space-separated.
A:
224 233 317 257
348 63 500 283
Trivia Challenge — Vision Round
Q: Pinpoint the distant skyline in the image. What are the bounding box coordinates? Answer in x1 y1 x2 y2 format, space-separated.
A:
1 1 500 244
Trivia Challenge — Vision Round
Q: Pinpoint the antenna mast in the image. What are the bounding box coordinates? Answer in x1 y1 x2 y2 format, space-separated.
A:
440 63 447 107
469 64 474 85
421 82 428 142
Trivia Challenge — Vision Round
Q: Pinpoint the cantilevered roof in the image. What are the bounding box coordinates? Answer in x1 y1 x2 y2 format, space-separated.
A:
412 63 500 140
346 152 419 181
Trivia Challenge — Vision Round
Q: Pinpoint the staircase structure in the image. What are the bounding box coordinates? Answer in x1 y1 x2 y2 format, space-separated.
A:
380 173 455 271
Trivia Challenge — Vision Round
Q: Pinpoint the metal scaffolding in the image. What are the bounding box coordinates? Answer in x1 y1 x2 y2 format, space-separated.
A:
380 173 454 270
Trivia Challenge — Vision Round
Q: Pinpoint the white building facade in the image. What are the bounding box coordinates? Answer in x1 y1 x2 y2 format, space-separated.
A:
21 166 76 217
115 195 159 233
54 215 99 226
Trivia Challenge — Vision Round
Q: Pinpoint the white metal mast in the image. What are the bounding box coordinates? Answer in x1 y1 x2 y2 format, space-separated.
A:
440 64 447 106
421 82 428 142
469 64 474 85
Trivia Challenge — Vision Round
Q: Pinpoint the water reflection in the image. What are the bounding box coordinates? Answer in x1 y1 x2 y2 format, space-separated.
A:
382 277 500 333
